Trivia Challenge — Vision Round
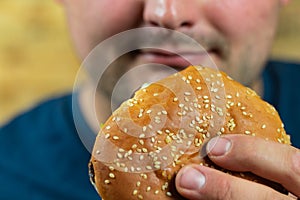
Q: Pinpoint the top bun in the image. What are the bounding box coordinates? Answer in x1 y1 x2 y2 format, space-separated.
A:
89 66 290 200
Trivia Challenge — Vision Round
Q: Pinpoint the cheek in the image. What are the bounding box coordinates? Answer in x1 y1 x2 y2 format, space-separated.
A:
203 0 280 84
88 0 143 41
205 0 280 41
69 0 144 57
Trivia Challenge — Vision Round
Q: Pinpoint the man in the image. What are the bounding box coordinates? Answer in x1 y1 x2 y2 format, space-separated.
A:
0 0 299 199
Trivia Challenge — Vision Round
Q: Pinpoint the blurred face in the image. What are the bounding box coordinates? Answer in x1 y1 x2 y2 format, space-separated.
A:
61 0 284 87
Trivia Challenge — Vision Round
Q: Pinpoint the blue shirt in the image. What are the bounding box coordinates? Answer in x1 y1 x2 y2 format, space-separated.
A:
0 95 99 200
0 60 299 199
263 60 300 147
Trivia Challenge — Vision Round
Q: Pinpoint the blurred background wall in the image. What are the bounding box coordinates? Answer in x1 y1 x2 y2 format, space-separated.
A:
0 0 300 125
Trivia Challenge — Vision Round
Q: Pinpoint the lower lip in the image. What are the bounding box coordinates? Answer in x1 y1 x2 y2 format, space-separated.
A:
137 52 217 70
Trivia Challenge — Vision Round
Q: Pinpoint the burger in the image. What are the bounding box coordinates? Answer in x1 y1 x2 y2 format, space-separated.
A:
89 66 290 200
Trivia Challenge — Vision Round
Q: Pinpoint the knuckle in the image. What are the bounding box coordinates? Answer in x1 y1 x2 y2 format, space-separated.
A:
214 177 233 200
290 150 300 176
284 149 300 181
235 139 259 167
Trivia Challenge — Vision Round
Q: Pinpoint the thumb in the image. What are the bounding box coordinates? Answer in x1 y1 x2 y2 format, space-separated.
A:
175 164 291 200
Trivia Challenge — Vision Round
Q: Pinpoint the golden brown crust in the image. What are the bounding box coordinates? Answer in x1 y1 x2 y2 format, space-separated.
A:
90 66 290 200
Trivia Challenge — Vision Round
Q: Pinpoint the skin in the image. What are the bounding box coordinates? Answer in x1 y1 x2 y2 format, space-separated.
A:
61 0 281 86
58 0 300 199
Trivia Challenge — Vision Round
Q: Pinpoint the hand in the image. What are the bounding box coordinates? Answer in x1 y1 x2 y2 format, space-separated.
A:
175 135 300 199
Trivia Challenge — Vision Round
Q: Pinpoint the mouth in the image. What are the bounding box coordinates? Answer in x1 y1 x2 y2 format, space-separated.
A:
136 48 220 71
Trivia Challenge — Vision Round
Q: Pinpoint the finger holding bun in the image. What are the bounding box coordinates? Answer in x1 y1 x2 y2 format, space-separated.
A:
89 66 290 200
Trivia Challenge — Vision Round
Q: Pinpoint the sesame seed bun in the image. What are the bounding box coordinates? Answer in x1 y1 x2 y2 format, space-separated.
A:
89 66 290 199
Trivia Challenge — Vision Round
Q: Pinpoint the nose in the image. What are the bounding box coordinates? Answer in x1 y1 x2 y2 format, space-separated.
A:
143 0 196 30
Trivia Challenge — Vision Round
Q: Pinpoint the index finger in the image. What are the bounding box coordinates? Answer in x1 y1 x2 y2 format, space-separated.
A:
206 135 300 197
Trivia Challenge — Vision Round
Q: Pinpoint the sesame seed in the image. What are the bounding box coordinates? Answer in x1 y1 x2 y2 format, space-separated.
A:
133 189 138 195
124 167 128 172
166 192 172 197
154 190 159 194
117 153 123 159
95 150 100 155
136 181 141 187
142 148 148 153
154 165 160 169
245 130 251 135
262 124 267 129
120 163 126 168
104 180 110 184
139 139 144 145
112 136 119 140
142 126 147 132
140 173 148 179
105 126 111 130
109 173 115 179
130 166 135 172
277 128 281 133
151 137 155 143
196 86 202 91
146 186 151 192
154 161 161 165
165 135 172 144
211 87 219 93
105 133 110 139
109 166 115 171
171 145 177 151
162 110 168 115
146 166 152 170
153 93 159 97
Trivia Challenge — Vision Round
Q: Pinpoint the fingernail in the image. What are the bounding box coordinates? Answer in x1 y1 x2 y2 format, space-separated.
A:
207 137 231 156
179 167 206 190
